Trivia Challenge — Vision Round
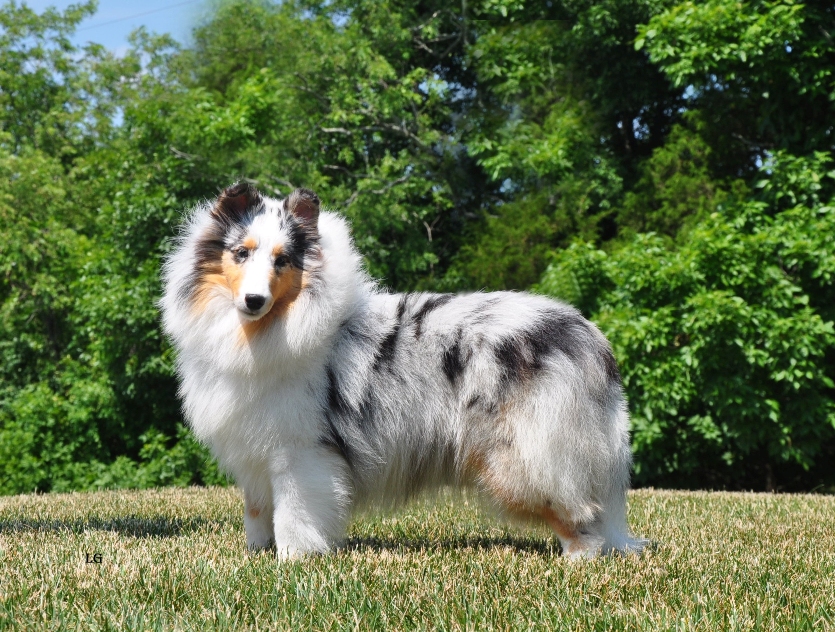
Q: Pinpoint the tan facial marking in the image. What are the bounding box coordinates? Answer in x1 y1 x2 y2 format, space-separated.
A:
193 267 231 314
221 251 246 298
270 266 304 313
240 265 305 341
243 236 257 250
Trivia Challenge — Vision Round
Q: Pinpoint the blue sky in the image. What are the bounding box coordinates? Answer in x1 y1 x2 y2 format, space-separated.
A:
23 0 213 52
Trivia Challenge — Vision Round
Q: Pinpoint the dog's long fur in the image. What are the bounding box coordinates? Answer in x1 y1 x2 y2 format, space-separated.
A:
160 182 645 559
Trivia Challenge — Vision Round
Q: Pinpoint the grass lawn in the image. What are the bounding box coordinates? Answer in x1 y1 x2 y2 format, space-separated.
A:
0 486 833 630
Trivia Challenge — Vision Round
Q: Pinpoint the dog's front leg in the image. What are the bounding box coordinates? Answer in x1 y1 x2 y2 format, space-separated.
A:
269 444 352 560
243 481 275 551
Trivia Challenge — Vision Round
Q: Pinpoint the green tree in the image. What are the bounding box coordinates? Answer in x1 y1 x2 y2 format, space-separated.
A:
153 0 490 289
441 1 684 289
636 0 835 175
3 0 835 494
539 153 835 491
616 121 742 239
0 3 221 494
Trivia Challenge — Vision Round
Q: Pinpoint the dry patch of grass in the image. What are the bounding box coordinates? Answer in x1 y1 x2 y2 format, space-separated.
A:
1 487 833 630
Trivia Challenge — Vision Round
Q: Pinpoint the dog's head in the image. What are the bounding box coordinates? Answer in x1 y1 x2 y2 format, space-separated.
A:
191 182 320 323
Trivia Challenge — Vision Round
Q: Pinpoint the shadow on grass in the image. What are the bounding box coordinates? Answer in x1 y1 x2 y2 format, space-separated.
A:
343 534 562 556
0 516 224 538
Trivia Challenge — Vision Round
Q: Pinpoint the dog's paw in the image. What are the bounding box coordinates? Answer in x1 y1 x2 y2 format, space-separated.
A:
275 544 324 562
246 538 275 555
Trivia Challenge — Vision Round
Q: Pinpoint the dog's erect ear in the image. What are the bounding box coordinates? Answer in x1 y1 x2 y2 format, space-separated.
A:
212 181 262 222
285 188 320 227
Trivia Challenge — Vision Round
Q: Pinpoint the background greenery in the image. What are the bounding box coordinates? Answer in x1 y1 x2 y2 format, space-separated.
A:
1 0 833 494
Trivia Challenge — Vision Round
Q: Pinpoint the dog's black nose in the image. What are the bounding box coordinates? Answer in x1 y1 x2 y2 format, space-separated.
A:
245 294 266 311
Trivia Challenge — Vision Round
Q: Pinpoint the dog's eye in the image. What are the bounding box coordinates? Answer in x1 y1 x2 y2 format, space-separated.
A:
232 247 249 263
274 254 290 270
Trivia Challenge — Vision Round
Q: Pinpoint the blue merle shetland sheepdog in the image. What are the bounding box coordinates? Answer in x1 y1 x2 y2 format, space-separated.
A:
160 182 646 559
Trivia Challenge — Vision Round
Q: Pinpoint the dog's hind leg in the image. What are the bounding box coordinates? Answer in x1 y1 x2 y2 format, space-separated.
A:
541 482 646 558
269 444 353 560
540 505 606 559
469 449 607 558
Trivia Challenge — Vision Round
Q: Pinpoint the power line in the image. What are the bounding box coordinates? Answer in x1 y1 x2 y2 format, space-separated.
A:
75 0 203 32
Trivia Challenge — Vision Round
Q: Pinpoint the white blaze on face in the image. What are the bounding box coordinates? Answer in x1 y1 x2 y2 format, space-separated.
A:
228 210 291 320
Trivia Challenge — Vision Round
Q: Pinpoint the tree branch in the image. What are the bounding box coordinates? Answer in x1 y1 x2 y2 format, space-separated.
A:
371 173 411 195
169 146 202 160
341 173 412 207
321 122 428 149
292 72 330 106
323 164 374 179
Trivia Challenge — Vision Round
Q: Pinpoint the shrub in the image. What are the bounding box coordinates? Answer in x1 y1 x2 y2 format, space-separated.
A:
538 153 835 490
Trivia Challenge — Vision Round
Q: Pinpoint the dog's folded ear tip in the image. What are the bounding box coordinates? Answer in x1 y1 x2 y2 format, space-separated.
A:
213 181 262 219
288 187 320 204
210 181 319 223
286 187 320 224
223 180 258 198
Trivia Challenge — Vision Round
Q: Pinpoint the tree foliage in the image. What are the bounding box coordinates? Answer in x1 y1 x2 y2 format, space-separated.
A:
539 153 835 490
1 0 833 493
636 0 835 174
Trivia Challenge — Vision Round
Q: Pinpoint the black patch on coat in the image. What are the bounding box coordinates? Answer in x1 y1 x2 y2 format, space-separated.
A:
326 366 352 419
396 295 409 320
599 347 622 384
442 327 468 385
286 216 320 270
373 295 409 372
353 391 378 429
322 367 355 468
179 222 229 303
412 294 453 338
465 394 498 415
320 419 353 470
374 328 399 372
326 362 378 432
467 297 499 327
494 311 588 388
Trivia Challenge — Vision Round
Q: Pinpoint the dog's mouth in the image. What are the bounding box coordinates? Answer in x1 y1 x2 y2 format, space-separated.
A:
238 307 263 319
236 300 272 321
